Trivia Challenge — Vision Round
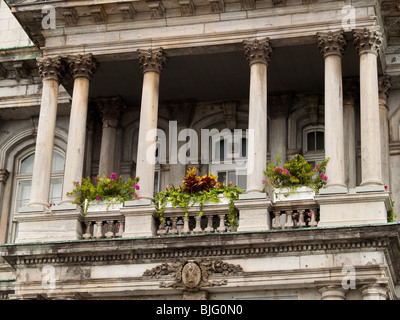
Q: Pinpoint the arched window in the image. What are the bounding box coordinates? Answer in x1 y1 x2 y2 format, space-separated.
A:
208 130 247 190
15 150 65 210
303 125 325 166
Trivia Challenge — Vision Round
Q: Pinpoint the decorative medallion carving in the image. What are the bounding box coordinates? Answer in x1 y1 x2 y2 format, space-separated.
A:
37 56 65 81
143 259 243 291
138 48 167 74
67 54 98 80
353 28 383 56
317 30 347 57
243 38 273 66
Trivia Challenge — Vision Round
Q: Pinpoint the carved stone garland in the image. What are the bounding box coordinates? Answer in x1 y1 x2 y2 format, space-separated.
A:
143 259 243 291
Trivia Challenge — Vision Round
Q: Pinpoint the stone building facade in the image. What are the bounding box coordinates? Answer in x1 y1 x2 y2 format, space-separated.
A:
0 0 400 300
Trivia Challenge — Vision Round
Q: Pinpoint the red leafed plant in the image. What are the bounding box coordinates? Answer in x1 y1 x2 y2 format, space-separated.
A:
181 167 220 193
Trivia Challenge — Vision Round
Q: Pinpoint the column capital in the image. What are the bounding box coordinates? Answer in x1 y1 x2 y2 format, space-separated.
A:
67 53 99 80
317 30 347 58
378 75 391 102
137 48 167 74
318 285 348 300
0 169 9 184
96 96 126 128
243 38 273 66
360 283 389 300
353 27 383 56
36 56 65 81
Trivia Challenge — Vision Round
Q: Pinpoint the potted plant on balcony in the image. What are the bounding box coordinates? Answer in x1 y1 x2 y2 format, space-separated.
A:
67 172 141 214
154 167 243 230
263 154 329 202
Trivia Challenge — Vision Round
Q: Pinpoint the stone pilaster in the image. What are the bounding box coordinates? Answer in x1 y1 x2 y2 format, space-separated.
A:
97 96 125 178
353 27 384 187
379 75 391 189
343 77 359 189
61 54 98 205
135 48 167 200
317 30 347 192
243 38 272 194
28 56 65 209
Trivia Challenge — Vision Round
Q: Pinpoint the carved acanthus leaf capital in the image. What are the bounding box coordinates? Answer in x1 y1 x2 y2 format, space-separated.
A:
37 56 65 81
353 28 383 56
138 48 167 74
379 75 391 102
243 38 273 66
317 30 347 57
67 53 99 80
95 96 126 128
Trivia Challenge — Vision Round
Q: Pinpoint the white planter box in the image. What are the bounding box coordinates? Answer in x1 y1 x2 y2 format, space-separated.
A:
272 186 315 203
85 199 123 212
163 194 228 208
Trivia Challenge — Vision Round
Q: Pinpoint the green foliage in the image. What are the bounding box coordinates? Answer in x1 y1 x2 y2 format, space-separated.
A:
387 198 397 223
263 154 330 194
154 168 243 231
66 172 141 214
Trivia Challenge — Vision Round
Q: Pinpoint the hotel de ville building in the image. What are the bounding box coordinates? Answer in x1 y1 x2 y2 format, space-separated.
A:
0 0 400 300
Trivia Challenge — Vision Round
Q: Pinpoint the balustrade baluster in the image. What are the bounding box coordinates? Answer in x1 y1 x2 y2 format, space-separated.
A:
309 210 318 227
170 217 178 235
94 221 104 239
157 219 167 235
284 211 294 229
217 214 226 233
115 220 124 237
182 215 190 234
273 212 282 229
82 221 92 240
205 215 214 233
105 220 115 238
193 215 203 234
297 210 306 228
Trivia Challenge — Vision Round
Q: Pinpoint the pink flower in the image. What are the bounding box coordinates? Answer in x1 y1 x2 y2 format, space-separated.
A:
135 185 140 190
96 196 101 201
320 174 328 181
262 180 267 184
385 185 388 191
110 172 118 180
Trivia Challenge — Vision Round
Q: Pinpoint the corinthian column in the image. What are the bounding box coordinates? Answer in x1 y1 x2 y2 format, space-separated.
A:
28 56 65 209
353 27 384 187
243 38 273 193
97 96 125 178
61 54 98 204
378 75 391 188
135 48 167 200
317 30 347 191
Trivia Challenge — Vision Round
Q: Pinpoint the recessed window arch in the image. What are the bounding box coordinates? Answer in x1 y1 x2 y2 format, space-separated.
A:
303 125 325 166
208 130 248 190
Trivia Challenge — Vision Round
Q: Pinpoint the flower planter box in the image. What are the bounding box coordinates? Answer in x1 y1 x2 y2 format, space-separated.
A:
84 199 124 212
163 194 228 208
272 186 315 203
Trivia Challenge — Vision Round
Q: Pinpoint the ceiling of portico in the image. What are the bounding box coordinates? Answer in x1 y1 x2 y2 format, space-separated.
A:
88 41 360 110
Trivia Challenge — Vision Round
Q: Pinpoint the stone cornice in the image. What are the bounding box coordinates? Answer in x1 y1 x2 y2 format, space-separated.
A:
1 224 399 269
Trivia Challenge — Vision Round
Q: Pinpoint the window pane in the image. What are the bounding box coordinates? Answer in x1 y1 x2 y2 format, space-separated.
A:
307 132 316 151
237 173 247 191
219 140 225 161
228 171 236 186
154 170 160 195
20 154 35 174
16 180 31 209
217 172 227 185
49 177 63 205
241 138 247 157
316 131 324 150
52 152 65 171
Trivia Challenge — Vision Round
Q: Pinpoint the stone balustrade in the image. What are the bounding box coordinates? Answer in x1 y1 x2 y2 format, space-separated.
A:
81 212 124 240
270 199 319 230
156 203 232 236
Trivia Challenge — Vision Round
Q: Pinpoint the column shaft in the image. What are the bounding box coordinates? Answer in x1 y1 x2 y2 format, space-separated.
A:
353 28 384 187
29 56 64 208
379 75 391 188
136 48 166 200
317 31 347 190
243 38 272 193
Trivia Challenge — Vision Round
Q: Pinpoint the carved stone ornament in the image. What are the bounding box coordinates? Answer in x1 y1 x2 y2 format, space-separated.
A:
37 56 65 81
378 75 391 101
67 53 98 80
353 28 383 56
95 96 126 128
138 48 167 74
243 38 273 66
143 259 243 291
317 30 347 57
